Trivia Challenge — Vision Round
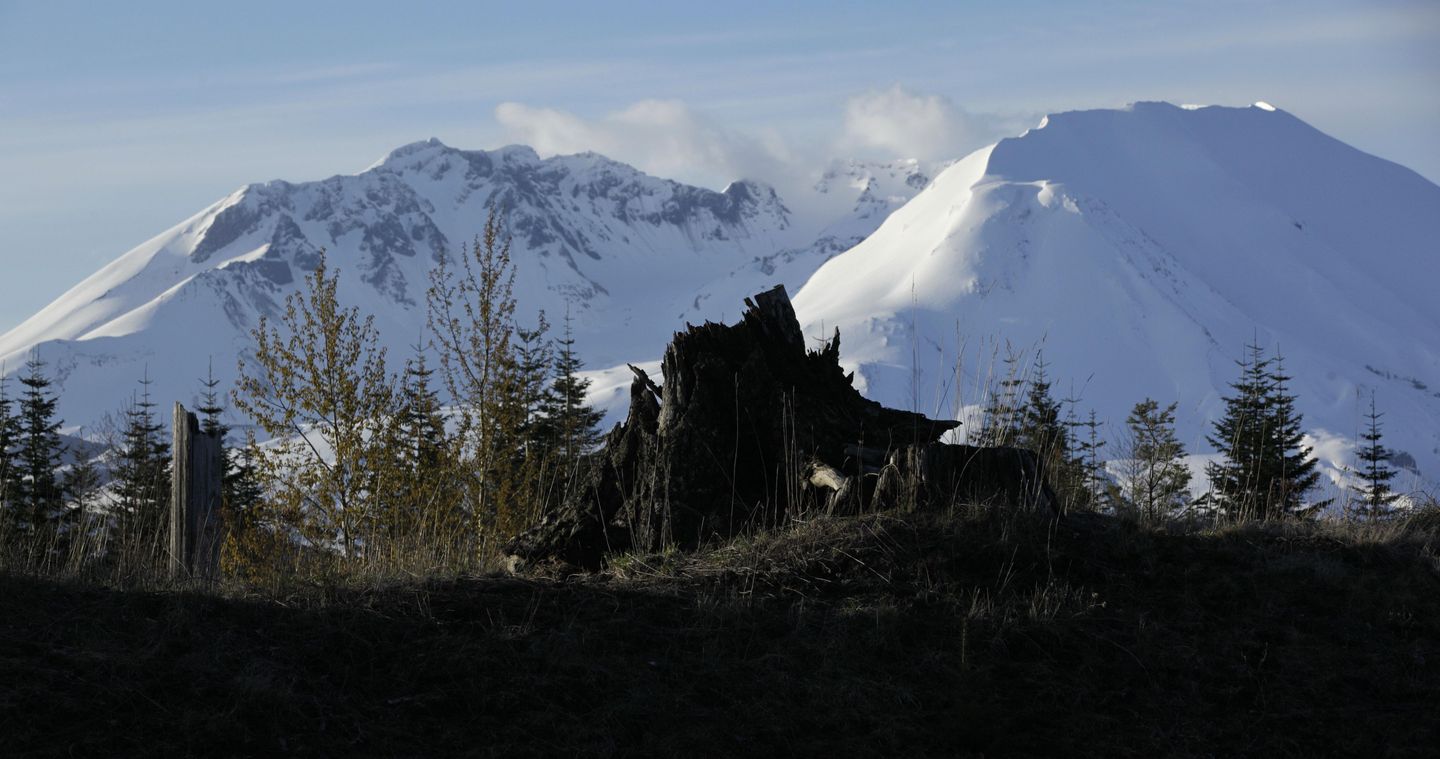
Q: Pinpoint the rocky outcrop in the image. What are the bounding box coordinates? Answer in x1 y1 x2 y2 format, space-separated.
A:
505 286 1057 570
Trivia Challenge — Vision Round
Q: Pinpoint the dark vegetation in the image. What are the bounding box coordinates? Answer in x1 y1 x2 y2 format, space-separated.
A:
3 504 1438 757
506 285 1055 569
2 211 1437 755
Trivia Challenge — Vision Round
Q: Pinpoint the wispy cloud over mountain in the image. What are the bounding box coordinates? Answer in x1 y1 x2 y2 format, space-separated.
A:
495 99 789 190
837 85 1030 162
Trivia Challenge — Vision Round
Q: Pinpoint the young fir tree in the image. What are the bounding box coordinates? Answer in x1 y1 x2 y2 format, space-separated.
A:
513 311 553 447
1122 399 1191 521
1073 409 1109 510
111 372 172 559
196 360 229 452
13 354 66 532
382 344 463 543
1353 392 1400 518
219 429 271 580
1265 353 1326 515
978 349 1026 447
198 364 250 508
227 432 265 521
1016 357 1065 458
427 209 534 545
1205 342 1274 519
62 439 104 562
62 445 103 522
503 312 559 531
0 375 17 518
1205 342 1324 520
1015 357 1087 504
544 306 605 464
234 251 397 560
197 362 264 546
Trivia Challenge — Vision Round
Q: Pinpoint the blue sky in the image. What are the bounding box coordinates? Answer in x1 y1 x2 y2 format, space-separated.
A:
1 0 1437 332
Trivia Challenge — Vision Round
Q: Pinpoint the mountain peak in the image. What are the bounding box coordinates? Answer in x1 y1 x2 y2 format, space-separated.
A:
1 132 874 437
490 144 543 164
7 102 1436 507
369 137 454 171
795 99 1440 501
1030 100 1293 133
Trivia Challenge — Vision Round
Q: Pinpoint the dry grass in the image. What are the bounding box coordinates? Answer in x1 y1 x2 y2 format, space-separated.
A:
3 502 1438 757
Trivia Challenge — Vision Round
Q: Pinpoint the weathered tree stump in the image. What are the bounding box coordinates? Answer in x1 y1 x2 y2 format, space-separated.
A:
505 286 1057 570
170 403 224 580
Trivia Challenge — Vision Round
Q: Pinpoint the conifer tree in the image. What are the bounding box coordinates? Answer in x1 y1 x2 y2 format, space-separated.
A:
1059 409 1111 509
227 432 265 521
0 375 18 518
1017 360 1062 490
1353 392 1400 518
197 360 229 444
197 361 255 513
1205 342 1274 518
543 307 605 464
396 347 450 481
197 361 264 551
978 349 1025 447
1266 353 1326 515
1122 398 1190 521
111 372 172 559
1205 342 1324 520
1015 358 1089 506
218 430 271 580
13 354 65 531
1017 357 1065 458
513 311 554 455
427 209 534 542
493 312 556 531
381 344 464 543
1072 409 1108 511
234 251 397 560
62 439 104 561
62 446 103 522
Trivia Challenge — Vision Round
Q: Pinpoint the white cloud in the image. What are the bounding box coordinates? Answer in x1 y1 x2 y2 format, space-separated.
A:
839 85 1016 162
495 99 789 190
494 90 1028 193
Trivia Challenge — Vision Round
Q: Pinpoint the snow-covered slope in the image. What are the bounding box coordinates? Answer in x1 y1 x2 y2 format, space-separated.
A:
672 157 944 325
7 101 1436 503
793 101 1440 498
0 141 925 432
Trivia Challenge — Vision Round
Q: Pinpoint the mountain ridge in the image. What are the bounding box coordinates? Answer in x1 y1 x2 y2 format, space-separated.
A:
792 101 1440 498
0 137 927 433
4 100 1436 502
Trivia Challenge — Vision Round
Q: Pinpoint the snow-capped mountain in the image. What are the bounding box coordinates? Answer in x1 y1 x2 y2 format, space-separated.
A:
811 157 948 249
670 157 944 326
5 100 1436 502
792 101 1440 497
0 140 926 432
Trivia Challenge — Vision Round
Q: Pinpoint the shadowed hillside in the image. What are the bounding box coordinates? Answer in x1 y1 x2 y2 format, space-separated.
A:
4 504 1438 758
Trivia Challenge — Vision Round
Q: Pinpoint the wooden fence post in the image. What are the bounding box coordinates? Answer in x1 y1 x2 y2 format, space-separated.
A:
170 402 223 580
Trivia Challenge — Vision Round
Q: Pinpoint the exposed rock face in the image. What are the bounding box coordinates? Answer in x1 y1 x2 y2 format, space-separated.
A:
505 287 1057 570
0 140 829 433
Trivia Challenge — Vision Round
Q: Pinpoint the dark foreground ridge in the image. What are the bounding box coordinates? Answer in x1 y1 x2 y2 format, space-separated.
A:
4 507 1438 757
5 286 1437 757
506 285 1055 569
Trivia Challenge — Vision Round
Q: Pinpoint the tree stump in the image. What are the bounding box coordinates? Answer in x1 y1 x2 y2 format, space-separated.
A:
505 286 1057 570
170 403 224 580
